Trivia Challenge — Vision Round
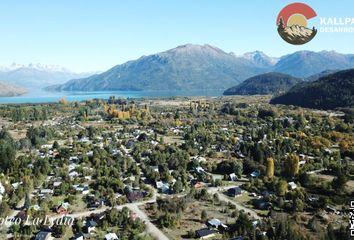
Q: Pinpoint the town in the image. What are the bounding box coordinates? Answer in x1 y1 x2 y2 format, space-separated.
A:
0 95 352 240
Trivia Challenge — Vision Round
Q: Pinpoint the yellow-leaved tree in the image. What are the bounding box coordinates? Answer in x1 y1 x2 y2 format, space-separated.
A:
266 157 274 178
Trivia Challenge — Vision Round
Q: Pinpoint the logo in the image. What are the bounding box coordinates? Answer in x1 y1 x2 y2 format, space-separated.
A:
276 2 317 45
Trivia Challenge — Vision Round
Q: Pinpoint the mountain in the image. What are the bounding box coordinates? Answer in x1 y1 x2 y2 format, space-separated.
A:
0 63 95 89
242 51 278 68
0 82 27 97
48 45 354 92
223 72 302 95
48 44 266 91
270 69 354 110
273 51 354 78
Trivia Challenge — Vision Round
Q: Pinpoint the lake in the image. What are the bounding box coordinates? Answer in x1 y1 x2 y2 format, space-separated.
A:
0 89 224 104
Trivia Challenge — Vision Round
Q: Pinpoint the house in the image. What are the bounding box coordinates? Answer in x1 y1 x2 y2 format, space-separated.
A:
16 211 27 221
41 189 54 195
227 187 242 197
105 233 119 240
193 181 203 189
261 191 270 199
69 171 79 178
85 220 97 233
250 170 260 178
11 182 22 189
56 202 70 215
34 231 53 240
156 181 170 194
195 167 206 174
151 166 159 172
288 181 297 190
191 156 207 163
126 191 144 202
229 173 238 181
195 228 217 239
207 218 228 231
253 199 272 210
53 181 62 187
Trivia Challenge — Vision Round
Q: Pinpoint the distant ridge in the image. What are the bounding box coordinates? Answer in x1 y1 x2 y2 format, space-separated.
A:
270 69 354 110
223 72 302 96
0 63 96 90
0 82 27 97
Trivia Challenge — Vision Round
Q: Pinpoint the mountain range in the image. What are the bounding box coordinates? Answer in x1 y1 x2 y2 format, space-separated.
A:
0 82 27 97
223 72 302 95
48 44 354 92
270 69 354 110
0 63 96 90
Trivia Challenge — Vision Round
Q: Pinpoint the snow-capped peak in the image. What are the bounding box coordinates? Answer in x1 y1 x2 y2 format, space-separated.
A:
0 63 72 73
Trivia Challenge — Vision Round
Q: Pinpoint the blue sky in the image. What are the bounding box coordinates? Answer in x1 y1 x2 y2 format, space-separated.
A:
0 0 353 72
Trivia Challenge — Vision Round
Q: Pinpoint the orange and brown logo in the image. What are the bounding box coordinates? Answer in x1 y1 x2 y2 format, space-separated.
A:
277 2 317 45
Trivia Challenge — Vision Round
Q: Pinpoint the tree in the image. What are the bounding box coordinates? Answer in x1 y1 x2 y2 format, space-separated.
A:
277 180 288 196
266 157 274 178
0 202 10 217
284 154 299 178
201 210 208 222
331 174 348 193
0 139 16 172
173 179 183 194
53 141 60 150
52 224 67 238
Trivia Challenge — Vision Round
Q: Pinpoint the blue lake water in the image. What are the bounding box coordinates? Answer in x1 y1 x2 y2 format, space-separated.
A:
0 89 223 104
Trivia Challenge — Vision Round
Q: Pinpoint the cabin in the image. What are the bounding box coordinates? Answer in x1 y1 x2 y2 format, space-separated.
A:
85 220 97 233
207 218 228 231
34 231 53 240
56 202 70 215
253 199 272 210
195 228 217 239
288 181 297 190
126 191 144 202
229 173 238 181
250 170 260 178
227 187 242 197
105 233 119 240
156 181 170 194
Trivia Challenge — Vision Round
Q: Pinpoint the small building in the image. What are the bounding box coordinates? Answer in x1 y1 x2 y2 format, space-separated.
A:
250 170 260 178
229 173 238 181
85 220 97 233
40 189 54 195
227 187 242 197
195 228 217 239
207 218 228 231
126 191 144 202
105 233 119 240
156 181 170 194
53 181 62 187
253 199 272 210
56 202 70 215
288 181 297 190
34 231 53 240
